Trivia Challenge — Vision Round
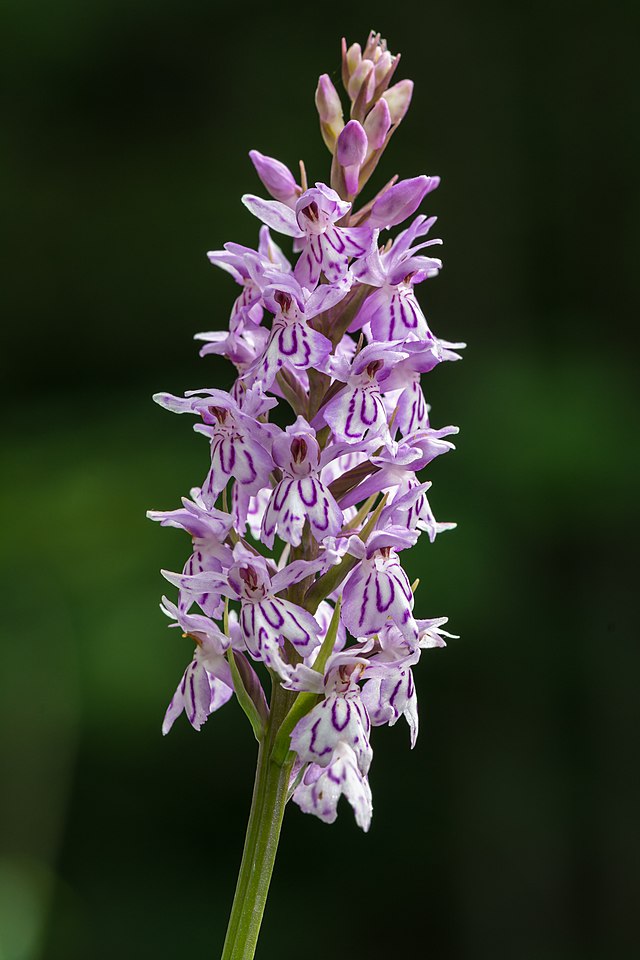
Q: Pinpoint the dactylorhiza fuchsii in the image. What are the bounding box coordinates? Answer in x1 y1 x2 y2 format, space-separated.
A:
148 30 463 960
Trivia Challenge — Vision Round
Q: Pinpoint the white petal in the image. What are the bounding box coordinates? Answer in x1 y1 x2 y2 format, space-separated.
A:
242 195 303 237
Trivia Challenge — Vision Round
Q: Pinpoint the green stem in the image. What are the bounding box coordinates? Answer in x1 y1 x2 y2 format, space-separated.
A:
220 682 295 960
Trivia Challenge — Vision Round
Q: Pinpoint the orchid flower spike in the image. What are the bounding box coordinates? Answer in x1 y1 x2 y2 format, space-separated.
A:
148 29 462 960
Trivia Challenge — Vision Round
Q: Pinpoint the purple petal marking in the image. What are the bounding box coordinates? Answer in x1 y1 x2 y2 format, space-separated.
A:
331 698 350 732
298 478 318 508
376 574 395 613
259 599 286 630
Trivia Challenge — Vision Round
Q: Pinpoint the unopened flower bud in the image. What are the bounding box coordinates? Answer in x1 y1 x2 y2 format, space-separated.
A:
374 50 394 84
345 42 362 76
363 98 392 153
382 79 414 125
358 32 400 94
315 73 345 153
347 59 375 105
337 120 368 166
369 174 439 229
337 120 368 196
249 150 299 206
362 30 381 61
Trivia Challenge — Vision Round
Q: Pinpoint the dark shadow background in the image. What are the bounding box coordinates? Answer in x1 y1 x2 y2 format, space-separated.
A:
1 2 639 958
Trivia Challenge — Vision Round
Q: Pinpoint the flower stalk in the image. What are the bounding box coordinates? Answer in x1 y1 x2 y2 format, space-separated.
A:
221 683 295 960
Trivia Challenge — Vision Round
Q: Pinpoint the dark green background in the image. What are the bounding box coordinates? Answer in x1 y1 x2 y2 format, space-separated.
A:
1 2 638 958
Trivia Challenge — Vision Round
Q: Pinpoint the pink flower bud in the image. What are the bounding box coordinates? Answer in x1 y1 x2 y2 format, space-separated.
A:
369 175 439 229
315 74 345 153
362 30 382 61
363 98 392 153
249 151 299 205
382 79 414 125
337 120 368 196
374 50 394 85
345 42 362 76
347 60 375 104
315 74 343 124
337 120 368 167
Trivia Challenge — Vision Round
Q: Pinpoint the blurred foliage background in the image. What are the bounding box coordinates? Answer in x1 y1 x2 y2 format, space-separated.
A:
1 1 638 958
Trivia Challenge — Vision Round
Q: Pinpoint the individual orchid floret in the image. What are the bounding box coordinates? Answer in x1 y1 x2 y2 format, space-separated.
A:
249 151 301 207
384 422 460 474
154 388 274 505
205 248 262 331
318 341 408 445
360 616 453 746
382 336 457 384
160 595 233 655
206 226 291 334
147 496 233 618
351 215 443 342
246 275 340 388
162 653 234 735
416 616 458 650
153 383 275 422
384 478 456 542
372 614 452 663
231 553 325 664
195 325 270 374
243 183 374 288
361 665 418 747
338 421 459 509
147 495 231 541
261 416 343 548
290 660 372 774
342 532 419 644
384 380 430 437
292 741 372 831
293 185 374 287
315 74 345 153
382 339 464 437
160 598 234 734
164 544 324 666
336 120 368 197
382 78 414 125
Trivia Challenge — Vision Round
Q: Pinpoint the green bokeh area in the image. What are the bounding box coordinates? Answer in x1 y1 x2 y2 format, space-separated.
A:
1 2 638 959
